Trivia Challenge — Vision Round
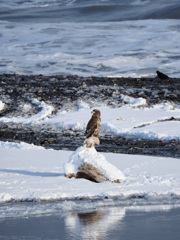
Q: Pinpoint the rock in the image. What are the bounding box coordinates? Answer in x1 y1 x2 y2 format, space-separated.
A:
64 146 125 183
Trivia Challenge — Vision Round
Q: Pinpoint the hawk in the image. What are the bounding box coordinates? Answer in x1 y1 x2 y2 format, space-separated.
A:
84 109 101 147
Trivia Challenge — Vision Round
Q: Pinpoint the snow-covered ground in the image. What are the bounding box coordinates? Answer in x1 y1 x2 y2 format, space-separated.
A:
1 140 180 218
1 96 180 218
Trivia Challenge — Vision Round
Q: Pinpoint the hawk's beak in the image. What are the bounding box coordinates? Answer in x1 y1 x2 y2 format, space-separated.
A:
91 110 94 114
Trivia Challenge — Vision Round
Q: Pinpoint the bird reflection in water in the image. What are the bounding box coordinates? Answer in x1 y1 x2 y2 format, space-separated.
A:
65 208 125 240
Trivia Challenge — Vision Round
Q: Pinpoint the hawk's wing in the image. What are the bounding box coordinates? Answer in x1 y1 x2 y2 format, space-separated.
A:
85 117 97 138
85 116 101 138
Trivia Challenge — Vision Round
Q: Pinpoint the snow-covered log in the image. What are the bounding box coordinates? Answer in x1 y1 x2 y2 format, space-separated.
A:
64 146 125 183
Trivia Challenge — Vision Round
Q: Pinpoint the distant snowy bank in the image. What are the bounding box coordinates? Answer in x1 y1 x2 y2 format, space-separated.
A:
0 97 180 141
0 99 54 124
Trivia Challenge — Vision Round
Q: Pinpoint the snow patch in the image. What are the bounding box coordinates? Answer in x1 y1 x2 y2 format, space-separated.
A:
0 193 12 202
77 100 90 110
121 94 147 106
0 101 5 112
0 99 54 124
0 141 45 150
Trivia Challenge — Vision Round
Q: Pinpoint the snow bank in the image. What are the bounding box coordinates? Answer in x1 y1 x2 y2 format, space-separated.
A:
45 101 180 140
64 146 125 182
121 94 146 106
1 141 180 207
1 96 180 141
0 99 54 124
0 141 45 150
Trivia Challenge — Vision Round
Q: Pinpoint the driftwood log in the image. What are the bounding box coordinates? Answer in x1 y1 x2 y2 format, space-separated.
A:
66 162 121 183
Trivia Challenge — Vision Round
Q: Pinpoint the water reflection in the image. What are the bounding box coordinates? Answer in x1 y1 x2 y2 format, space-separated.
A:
65 208 125 240
64 204 180 240
1 203 180 240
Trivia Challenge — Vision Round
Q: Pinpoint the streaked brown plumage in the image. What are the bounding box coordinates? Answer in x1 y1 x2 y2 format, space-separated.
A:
85 109 101 138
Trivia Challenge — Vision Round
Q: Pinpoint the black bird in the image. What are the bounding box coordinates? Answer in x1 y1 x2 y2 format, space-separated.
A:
156 71 169 79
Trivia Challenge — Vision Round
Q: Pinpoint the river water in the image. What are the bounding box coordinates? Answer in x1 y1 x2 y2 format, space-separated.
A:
1 204 180 240
1 0 180 77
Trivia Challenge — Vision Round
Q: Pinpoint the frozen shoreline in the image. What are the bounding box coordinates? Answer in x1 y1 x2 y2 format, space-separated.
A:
1 198 180 220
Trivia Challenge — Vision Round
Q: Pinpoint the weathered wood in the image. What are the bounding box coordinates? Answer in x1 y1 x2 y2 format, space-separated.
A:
76 163 107 183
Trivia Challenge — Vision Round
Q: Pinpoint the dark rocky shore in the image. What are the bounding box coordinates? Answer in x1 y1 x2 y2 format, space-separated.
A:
0 74 180 158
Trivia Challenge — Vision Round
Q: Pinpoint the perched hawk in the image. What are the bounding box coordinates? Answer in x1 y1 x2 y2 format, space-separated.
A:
85 109 101 138
84 109 101 147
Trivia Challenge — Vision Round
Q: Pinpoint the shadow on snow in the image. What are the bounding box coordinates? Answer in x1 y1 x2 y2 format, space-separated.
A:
0 169 63 177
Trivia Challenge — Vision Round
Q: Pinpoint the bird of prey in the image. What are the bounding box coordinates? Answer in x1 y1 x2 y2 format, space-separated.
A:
84 109 101 148
85 109 101 138
156 71 169 79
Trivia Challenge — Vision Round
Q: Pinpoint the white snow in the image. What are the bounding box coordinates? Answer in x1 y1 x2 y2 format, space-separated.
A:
120 94 147 106
0 99 54 124
1 141 180 209
0 101 5 112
